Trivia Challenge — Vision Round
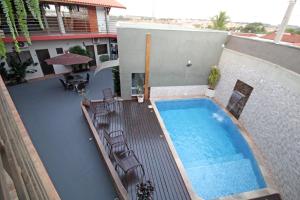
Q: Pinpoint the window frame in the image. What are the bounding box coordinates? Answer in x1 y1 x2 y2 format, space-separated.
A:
97 44 108 55
56 48 64 54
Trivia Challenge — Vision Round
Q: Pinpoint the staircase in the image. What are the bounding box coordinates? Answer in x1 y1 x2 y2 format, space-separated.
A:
185 154 260 200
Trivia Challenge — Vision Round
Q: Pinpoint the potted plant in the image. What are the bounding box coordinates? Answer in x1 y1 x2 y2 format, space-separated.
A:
136 180 155 200
137 85 144 103
136 76 144 103
205 66 220 98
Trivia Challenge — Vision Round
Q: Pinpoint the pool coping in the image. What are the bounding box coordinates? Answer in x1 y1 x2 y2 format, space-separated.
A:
150 95 279 200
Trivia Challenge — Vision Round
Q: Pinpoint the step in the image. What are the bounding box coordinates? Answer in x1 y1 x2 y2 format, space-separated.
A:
186 159 261 200
184 153 244 169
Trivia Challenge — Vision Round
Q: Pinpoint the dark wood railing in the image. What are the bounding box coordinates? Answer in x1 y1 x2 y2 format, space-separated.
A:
0 77 60 200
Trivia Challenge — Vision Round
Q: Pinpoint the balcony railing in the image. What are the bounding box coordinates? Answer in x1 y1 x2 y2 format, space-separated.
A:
0 15 117 37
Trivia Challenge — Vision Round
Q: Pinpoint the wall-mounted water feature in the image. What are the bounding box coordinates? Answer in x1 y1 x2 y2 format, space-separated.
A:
226 80 253 119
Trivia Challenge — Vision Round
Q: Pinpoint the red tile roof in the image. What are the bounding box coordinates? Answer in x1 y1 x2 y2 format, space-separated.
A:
260 32 300 44
41 0 126 8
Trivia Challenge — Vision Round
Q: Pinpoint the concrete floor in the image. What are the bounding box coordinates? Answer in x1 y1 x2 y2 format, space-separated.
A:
8 69 117 200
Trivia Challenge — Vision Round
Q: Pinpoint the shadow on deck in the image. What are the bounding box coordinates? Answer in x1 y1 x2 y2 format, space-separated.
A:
85 100 191 200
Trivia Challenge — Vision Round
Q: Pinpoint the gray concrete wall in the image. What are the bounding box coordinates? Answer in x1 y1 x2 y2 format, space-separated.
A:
226 36 300 75
215 48 300 200
117 24 228 99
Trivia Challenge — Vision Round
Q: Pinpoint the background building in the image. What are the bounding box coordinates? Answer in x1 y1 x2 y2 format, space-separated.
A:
1 0 125 80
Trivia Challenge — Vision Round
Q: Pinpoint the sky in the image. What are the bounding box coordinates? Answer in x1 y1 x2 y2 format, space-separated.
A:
110 0 300 26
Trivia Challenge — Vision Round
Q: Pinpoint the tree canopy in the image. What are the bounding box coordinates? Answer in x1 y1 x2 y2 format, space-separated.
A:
211 11 230 30
285 28 300 34
241 22 266 34
0 0 44 57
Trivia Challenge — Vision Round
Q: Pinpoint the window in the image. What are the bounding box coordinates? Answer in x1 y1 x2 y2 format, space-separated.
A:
6 51 33 66
131 73 145 96
56 48 63 54
97 44 108 55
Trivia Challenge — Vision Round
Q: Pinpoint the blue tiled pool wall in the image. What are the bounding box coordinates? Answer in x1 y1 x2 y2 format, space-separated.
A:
156 98 266 188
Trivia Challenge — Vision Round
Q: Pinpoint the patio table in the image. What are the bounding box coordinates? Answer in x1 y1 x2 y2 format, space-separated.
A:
66 74 83 82
67 75 85 87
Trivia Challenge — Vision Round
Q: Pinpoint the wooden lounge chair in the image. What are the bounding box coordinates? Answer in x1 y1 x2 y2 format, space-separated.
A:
102 88 117 112
113 150 145 183
90 101 110 126
103 129 129 155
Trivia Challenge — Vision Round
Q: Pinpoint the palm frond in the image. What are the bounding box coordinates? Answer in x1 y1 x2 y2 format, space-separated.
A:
26 0 44 29
14 0 31 44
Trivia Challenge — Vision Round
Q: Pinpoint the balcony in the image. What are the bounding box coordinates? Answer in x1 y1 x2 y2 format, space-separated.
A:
0 4 117 42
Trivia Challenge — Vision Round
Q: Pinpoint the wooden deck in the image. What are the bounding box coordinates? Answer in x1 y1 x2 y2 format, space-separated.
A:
88 100 191 200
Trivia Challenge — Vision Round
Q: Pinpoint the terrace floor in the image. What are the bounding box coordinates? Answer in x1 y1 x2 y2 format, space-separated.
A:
91 100 191 200
8 69 117 200
8 68 191 200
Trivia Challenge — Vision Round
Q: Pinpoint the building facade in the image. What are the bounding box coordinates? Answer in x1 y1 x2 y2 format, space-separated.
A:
1 0 125 80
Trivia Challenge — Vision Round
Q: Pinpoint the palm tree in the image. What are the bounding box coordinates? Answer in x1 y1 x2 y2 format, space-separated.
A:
211 11 230 30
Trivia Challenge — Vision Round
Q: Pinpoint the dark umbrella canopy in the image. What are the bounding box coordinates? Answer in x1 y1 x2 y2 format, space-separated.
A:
45 53 93 65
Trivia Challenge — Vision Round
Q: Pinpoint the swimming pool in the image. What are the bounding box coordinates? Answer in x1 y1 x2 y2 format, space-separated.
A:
155 98 266 200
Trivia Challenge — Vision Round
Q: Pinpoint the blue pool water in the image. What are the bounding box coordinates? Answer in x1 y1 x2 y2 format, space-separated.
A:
156 99 266 200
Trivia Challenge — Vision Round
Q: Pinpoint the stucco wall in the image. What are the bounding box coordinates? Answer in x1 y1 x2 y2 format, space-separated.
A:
215 48 300 200
226 36 300 74
4 38 109 80
117 24 228 99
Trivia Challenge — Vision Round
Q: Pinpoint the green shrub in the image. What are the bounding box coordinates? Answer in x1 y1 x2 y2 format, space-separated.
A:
208 66 220 89
8 58 33 84
99 54 109 62
69 45 89 56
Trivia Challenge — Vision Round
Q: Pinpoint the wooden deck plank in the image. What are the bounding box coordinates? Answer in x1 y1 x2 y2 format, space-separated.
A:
92 100 191 200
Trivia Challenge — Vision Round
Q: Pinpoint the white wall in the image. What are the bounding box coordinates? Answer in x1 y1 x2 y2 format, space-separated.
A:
215 48 300 200
4 38 110 80
96 7 107 33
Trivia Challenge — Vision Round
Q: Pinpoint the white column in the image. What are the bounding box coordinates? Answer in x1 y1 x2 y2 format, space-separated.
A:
93 44 100 67
274 0 297 43
55 4 66 34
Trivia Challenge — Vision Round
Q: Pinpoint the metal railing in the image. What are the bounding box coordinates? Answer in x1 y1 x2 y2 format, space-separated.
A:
0 15 117 36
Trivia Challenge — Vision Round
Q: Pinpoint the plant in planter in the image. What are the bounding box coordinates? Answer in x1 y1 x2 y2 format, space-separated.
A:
136 77 144 103
205 66 220 98
7 58 35 85
136 180 155 200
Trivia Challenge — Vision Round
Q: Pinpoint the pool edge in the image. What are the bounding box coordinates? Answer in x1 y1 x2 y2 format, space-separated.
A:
150 96 279 200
